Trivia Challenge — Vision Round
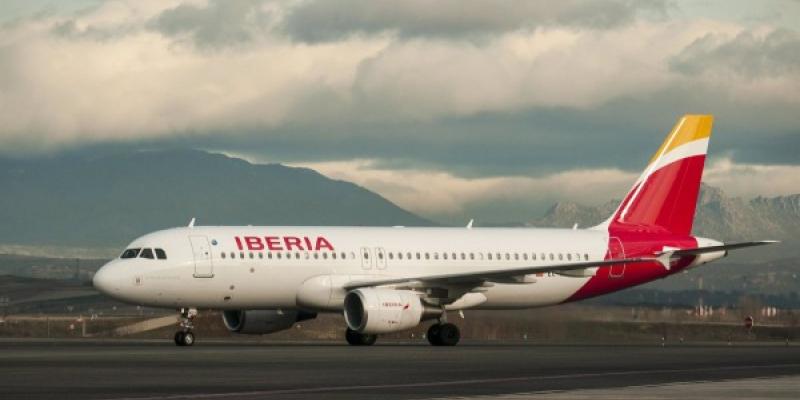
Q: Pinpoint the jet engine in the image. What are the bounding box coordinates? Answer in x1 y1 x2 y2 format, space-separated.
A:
222 309 317 334
344 288 438 334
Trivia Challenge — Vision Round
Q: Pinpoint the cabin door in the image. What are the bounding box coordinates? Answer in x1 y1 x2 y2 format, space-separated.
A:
189 235 214 278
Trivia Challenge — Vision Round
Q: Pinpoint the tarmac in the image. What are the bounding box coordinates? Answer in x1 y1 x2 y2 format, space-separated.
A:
0 339 798 399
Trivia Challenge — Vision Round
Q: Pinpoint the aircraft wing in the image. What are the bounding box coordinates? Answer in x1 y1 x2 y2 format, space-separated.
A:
343 256 654 290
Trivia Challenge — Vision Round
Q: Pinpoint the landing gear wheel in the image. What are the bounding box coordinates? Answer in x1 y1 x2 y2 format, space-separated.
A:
427 324 442 346
180 331 195 346
438 323 460 346
345 328 377 346
174 331 195 346
427 323 460 346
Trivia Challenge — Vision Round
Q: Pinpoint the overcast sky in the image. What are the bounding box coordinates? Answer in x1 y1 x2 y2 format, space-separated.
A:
1 0 798 223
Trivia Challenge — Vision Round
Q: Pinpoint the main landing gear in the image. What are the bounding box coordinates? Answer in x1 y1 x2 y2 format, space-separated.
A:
174 307 197 347
427 323 460 346
345 328 377 346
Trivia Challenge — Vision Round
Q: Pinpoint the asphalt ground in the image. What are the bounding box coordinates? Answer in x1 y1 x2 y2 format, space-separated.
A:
1 339 798 399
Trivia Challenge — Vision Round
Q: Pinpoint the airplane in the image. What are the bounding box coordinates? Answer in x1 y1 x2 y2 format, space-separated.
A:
92 114 776 346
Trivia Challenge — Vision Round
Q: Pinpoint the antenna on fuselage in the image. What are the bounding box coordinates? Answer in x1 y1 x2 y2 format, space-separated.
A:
466 219 474 229
188 218 196 228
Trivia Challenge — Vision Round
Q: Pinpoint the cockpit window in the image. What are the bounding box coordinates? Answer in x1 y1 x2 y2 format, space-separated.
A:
121 248 141 259
140 248 155 259
155 248 167 260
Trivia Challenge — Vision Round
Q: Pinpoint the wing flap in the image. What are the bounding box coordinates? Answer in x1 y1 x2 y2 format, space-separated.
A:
343 256 653 290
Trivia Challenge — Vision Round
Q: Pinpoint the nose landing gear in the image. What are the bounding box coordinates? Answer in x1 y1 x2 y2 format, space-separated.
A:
174 308 197 347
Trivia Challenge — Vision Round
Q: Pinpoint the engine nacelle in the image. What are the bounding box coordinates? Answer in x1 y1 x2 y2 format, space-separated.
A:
222 309 316 334
344 288 434 334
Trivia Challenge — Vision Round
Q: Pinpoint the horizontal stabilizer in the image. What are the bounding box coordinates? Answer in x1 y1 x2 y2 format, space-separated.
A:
656 240 778 269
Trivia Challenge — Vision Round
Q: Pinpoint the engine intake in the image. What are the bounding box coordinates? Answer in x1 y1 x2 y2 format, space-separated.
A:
344 288 438 334
222 309 316 334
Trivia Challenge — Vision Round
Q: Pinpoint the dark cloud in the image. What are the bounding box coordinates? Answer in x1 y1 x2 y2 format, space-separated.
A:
149 0 273 47
670 28 800 77
283 0 670 43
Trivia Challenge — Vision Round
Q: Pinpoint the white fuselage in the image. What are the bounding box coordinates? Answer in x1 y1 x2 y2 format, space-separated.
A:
93 226 612 311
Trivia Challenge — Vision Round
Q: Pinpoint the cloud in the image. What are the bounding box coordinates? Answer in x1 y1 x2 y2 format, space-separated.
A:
282 0 671 42
0 0 796 180
671 28 800 77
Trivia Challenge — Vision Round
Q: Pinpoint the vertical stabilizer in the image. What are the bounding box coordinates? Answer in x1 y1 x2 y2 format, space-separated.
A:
598 115 713 235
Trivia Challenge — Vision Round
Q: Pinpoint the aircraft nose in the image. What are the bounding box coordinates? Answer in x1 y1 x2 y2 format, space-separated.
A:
93 263 120 295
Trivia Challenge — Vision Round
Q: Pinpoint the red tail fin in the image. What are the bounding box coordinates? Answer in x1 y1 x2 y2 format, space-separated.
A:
601 115 713 235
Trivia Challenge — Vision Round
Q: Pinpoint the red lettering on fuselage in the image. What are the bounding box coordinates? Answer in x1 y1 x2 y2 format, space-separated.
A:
284 236 303 250
244 236 264 251
233 235 334 251
265 236 283 251
316 237 334 251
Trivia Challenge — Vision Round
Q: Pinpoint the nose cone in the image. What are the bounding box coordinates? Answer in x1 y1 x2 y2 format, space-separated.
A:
93 263 119 296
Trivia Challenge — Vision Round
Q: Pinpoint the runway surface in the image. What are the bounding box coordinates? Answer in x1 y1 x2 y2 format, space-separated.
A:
1 340 799 399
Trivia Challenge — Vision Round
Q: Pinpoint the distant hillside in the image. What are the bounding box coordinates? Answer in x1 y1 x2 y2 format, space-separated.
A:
0 149 432 247
529 184 800 245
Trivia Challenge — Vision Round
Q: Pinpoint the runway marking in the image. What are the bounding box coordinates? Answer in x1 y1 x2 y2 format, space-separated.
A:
102 363 800 400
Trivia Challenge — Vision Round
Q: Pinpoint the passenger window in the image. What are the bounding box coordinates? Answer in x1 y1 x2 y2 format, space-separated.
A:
230 252 235 259
584 253 589 261
514 253 519 260
549 253 554 261
425 253 430 260
249 252 254 259
532 253 537 261
332 252 337 260
313 253 319 259
443 253 448 260
140 248 155 259
155 248 167 260
259 253 263 259
363 251 369 259
523 253 528 261
341 252 346 259
121 248 141 259
277 252 282 259
268 252 273 259
416 252 421 260
323 252 328 259
221 252 226 259
488 253 493 260
434 253 439 260
558 253 563 261
567 253 572 261
469 253 474 260
295 252 300 259
239 252 244 259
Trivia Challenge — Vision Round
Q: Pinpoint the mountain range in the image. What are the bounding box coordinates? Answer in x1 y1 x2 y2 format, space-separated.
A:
0 149 431 248
528 184 799 257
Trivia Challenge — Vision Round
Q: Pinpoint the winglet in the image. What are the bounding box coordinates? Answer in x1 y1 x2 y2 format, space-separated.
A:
188 218 196 228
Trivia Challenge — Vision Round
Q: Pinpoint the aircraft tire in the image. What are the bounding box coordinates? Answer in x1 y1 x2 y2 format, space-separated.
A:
437 323 460 346
180 331 195 346
427 324 442 346
346 328 377 346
